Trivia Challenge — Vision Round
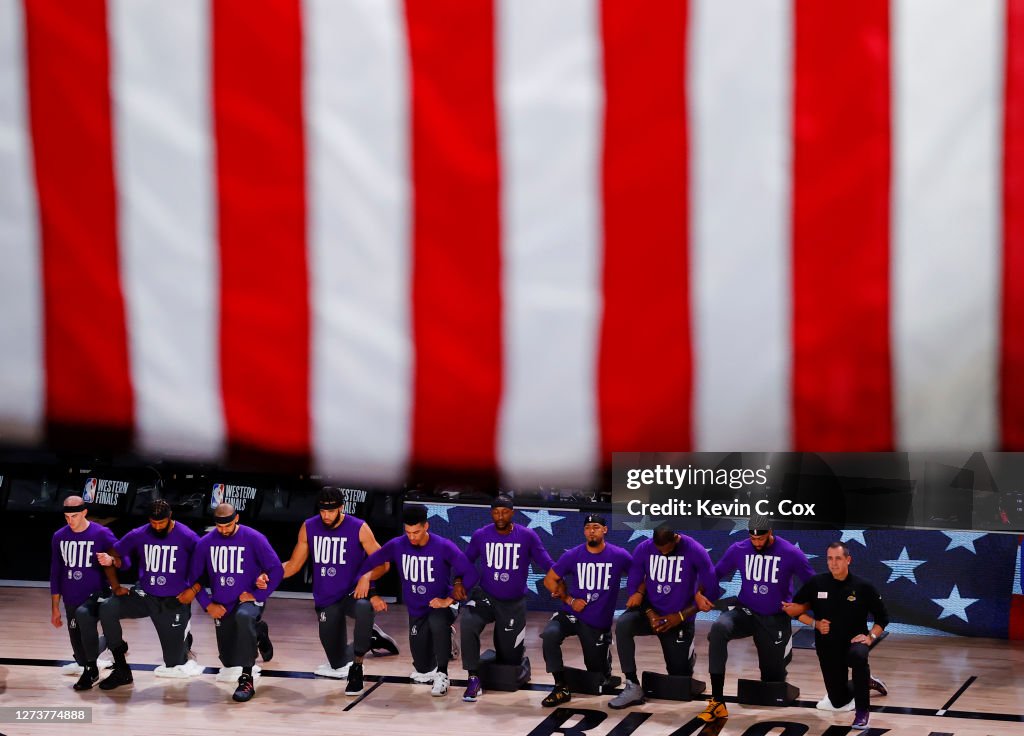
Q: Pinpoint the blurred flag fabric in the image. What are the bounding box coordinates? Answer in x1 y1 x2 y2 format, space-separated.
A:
2 0 1023 485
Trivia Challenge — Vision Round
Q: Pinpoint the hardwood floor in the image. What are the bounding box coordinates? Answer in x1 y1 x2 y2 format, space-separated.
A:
1 586 1020 736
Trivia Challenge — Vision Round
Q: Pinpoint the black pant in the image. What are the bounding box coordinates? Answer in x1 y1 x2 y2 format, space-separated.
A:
460 589 527 669
816 642 872 711
615 609 696 677
99 587 192 667
707 607 793 681
317 595 374 669
214 601 266 669
409 608 455 674
66 593 104 665
541 612 612 677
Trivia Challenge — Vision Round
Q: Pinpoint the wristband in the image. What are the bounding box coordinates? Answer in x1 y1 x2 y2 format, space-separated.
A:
568 597 575 606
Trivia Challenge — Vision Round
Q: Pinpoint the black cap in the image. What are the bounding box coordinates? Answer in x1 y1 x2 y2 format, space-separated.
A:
748 514 772 536
403 504 428 526
491 495 514 510
583 513 607 527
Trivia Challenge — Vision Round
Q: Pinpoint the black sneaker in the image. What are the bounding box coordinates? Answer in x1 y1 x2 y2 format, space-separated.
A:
233 674 256 702
345 663 364 696
99 664 134 690
868 675 888 697
542 686 571 708
257 629 274 663
369 624 399 656
73 666 99 691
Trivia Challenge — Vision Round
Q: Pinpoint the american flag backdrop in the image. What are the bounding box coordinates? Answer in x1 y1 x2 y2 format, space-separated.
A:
1 0 1024 485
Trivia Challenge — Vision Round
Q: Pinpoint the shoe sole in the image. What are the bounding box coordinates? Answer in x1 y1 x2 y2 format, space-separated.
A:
608 699 644 710
345 688 363 697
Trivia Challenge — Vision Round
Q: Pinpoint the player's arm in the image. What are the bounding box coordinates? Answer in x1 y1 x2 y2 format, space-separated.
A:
99 531 127 595
354 523 388 602
49 539 62 627
281 523 310 579
854 581 889 644
356 540 394 582
543 568 568 600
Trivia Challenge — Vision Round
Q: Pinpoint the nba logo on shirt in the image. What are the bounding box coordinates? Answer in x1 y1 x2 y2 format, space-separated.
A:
82 477 97 503
210 483 225 510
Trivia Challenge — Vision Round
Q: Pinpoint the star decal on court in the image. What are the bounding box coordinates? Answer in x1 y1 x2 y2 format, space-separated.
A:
840 529 867 546
880 547 926 584
730 518 750 535
931 585 979 622
419 503 453 522
792 542 817 560
461 535 473 545
526 570 546 596
521 509 566 535
720 570 743 599
623 516 656 542
940 531 987 554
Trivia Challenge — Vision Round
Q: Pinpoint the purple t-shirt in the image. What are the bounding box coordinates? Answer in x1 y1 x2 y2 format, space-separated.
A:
627 534 718 617
714 535 815 615
189 525 284 614
358 534 478 619
50 522 119 609
552 542 632 630
465 523 554 600
114 521 200 597
305 513 368 607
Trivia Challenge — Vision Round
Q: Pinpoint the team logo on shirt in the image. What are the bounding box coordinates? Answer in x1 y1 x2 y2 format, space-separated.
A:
847 594 857 602
588 593 600 601
157 576 167 586
656 584 671 594
73 570 83 580
759 585 769 595
226 576 235 586
416 585 427 594
326 567 336 577
500 572 510 582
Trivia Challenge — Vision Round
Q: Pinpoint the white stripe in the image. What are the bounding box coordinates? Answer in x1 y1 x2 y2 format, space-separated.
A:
306 0 411 484
893 0 1003 449
497 0 602 484
0 0 43 443
110 0 223 458
691 0 792 451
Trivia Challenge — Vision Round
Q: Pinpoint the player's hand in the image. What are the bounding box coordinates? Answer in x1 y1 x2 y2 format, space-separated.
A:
780 601 802 617
177 587 197 605
570 597 587 613
429 597 453 609
255 573 269 591
97 552 115 567
851 634 872 645
370 595 388 613
695 591 713 612
452 580 467 602
51 609 62 628
653 611 682 634
552 579 567 600
112 585 130 597
626 592 644 609
354 577 371 599
815 618 830 635
206 603 227 619
238 591 256 603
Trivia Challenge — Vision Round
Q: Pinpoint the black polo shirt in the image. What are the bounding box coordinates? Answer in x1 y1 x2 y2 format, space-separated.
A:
792 572 889 648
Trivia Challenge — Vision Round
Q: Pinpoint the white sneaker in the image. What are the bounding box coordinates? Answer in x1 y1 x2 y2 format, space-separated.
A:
816 696 855 712
62 658 112 676
431 672 450 697
314 662 351 679
154 660 205 679
409 668 438 684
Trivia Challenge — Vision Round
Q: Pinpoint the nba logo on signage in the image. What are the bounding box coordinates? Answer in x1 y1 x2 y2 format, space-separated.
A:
83 477 98 503
211 483 225 509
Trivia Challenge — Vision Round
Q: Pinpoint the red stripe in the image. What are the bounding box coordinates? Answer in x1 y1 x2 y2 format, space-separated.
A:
405 0 502 471
1002 0 1024 449
23 0 133 432
213 0 309 457
1010 594 1024 640
791 1 892 450
598 0 691 461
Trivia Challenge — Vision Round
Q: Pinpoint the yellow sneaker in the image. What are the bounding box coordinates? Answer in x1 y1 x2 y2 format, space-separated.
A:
697 699 729 722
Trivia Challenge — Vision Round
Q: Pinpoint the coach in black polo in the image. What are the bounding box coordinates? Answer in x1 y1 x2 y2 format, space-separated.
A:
787 541 888 731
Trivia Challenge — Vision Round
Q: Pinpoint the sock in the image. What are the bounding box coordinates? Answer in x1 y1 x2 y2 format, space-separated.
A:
625 671 638 685
242 666 253 676
711 673 725 701
553 671 565 687
468 669 478 678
